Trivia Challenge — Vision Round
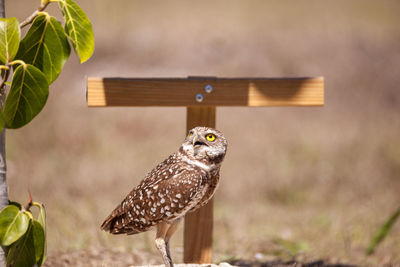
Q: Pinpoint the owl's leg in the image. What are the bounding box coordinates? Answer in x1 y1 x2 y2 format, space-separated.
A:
164 219 181 263
155 222 174 267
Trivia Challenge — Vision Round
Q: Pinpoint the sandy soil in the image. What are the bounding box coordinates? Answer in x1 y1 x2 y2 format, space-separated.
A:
42 248 373 267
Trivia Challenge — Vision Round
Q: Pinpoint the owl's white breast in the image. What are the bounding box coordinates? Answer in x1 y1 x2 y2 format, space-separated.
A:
182 157 216 172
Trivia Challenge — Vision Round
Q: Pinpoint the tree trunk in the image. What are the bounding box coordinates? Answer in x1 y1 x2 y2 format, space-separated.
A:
0 0 8 266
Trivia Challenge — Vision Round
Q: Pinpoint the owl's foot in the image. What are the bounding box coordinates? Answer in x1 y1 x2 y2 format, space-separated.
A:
155 221 181 267
155 237 174 267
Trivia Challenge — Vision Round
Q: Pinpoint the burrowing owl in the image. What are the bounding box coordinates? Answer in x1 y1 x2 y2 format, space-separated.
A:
101 127 227 266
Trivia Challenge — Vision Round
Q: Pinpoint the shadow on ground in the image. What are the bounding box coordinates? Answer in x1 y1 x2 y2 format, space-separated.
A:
228 259 358 267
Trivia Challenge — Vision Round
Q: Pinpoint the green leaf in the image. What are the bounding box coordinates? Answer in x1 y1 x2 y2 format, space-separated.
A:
16 12 71 85
32 220 45 266
4 64 49 129
0 205 30 246
0 17 20 64
35 203 46 265
6 219 46 267
8 201 22 210
366 207 400 255
59 0 94 63
6 220 36 267
35 203 46 231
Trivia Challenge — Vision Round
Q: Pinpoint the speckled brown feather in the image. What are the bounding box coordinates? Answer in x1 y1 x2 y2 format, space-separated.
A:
101 127 227 236
101 152 216 234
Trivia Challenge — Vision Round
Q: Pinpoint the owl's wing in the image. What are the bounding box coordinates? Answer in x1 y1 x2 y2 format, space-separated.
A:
192 171 219 210
101 165 208 235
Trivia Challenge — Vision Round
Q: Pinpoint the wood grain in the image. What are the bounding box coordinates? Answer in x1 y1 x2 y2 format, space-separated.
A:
184 107 216 264
87 77 324 107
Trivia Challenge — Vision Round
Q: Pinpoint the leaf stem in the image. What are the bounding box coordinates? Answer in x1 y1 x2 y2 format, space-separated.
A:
19 2 50 29
8 60 25 66
24 193 33 211
32 202 42 209
0 66 9 71
24 210 34 220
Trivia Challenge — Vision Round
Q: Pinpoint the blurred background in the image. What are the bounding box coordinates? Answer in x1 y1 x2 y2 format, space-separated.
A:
5 0 400 266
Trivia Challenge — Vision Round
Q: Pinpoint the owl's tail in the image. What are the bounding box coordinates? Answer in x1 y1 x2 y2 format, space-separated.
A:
100 206 141 235
100 212 117 232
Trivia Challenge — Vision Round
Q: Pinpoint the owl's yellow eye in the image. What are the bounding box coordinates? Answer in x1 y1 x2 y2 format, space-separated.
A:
206 134 216 142
188 132 193 138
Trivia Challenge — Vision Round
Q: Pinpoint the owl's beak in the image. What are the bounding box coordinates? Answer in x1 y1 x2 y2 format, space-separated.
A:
193 135 206 147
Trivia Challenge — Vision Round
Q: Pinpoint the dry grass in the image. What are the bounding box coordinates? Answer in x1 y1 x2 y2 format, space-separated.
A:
4 0 400 266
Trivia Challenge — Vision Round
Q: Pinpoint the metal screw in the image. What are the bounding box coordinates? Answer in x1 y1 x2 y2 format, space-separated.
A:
205 84 213 93
195 93 204 102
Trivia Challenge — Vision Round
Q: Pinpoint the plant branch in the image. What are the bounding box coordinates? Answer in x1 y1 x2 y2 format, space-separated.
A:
0 0 7 265
19 2 50 28
0 68 10 95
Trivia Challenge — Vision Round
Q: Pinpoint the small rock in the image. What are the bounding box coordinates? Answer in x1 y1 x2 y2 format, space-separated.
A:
219 262 234 267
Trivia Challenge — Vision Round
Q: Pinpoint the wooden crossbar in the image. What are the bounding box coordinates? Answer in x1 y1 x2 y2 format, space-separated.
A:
87 77 324 107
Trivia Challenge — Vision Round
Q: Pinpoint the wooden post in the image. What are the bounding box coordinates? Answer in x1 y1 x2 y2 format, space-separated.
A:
184 106 216 263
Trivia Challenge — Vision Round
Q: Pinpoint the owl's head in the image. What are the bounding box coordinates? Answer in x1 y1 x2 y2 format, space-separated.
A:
181 127 227 165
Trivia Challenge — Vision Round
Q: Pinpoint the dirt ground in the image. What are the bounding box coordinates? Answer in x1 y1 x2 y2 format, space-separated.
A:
43 247 367 267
